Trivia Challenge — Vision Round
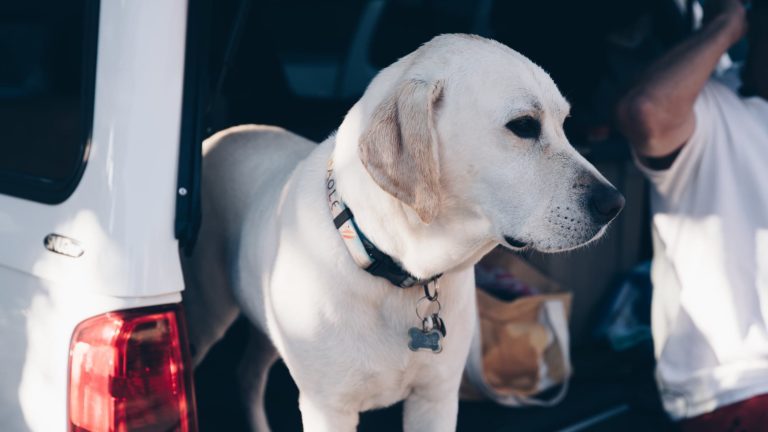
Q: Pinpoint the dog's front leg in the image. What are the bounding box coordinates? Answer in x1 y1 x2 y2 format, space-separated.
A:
298 393 360 432
403 386 459 432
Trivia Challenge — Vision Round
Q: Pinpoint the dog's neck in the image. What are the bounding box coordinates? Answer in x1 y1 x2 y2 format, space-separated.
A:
329 105 496 281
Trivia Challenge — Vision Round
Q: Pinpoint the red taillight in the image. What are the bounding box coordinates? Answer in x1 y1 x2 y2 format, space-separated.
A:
68 304 198 432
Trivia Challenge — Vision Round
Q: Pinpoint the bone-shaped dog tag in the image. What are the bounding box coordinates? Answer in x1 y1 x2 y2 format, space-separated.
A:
408 327 443 353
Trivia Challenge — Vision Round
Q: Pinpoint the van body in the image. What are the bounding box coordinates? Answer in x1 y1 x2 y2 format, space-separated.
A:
0 1 198 430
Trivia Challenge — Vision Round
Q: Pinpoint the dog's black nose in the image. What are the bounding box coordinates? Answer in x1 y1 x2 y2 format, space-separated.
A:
588 184 625 224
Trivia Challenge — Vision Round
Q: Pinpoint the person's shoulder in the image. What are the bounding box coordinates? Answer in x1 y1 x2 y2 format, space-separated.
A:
712 64 742 93
694 72 749 124
703 66 748 107
702 77 737 102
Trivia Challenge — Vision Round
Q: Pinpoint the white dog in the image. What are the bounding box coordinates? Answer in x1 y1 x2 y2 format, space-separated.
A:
182 34 624 432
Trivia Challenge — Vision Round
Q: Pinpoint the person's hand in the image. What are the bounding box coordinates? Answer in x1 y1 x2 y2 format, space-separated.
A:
703 0 749 43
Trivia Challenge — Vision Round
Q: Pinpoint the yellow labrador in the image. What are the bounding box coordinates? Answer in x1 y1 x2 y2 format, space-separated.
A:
182 34 624 432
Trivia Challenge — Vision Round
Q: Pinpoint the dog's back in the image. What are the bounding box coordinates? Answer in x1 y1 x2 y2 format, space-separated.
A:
181 124 315 364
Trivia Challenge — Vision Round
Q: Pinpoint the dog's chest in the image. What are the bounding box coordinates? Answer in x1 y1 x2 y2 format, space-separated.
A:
317 284 474 411
252 152 478 410
331 324 444 411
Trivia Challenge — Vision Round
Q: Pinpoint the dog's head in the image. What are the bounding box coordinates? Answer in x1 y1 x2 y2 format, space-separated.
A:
357 34 623 253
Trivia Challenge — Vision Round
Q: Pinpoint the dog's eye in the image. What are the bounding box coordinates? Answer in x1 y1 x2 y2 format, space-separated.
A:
505 116 541 140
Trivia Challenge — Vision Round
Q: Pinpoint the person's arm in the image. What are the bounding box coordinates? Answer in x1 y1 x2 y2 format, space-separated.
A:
616 0 747 164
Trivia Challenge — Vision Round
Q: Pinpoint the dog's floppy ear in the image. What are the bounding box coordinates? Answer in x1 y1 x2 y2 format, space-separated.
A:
359 79 443 224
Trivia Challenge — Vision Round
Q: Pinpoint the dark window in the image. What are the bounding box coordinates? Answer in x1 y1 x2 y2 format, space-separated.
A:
0 0 98 204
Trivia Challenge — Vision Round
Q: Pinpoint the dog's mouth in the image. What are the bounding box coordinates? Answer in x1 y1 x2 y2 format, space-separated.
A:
502 236 529 249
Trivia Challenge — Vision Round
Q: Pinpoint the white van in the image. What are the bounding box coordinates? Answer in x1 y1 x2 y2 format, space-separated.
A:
0 1 201 430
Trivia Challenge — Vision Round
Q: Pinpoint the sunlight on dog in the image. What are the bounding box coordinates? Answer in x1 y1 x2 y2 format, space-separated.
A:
182 34 624 432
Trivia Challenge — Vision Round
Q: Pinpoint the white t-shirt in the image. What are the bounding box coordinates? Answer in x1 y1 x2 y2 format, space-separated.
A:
636 78 768 420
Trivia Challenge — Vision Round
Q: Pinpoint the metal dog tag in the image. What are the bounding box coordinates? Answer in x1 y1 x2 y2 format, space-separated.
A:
408 327 443 353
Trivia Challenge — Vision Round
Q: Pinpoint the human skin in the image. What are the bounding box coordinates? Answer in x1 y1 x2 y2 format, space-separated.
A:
616 0 756 164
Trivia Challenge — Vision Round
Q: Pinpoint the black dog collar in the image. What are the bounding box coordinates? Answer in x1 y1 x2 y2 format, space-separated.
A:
327 159 441 288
